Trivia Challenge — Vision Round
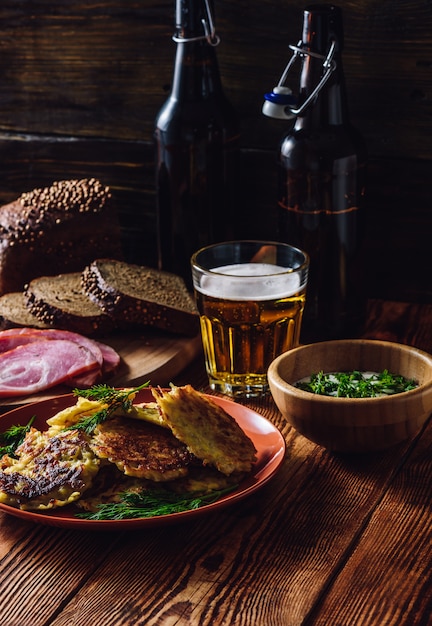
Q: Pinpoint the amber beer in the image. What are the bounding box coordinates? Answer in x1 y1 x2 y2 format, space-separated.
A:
192 242 309 398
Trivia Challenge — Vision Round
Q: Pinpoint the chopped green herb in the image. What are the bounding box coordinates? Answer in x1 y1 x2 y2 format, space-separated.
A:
296 370 417 398
65 382 151 435
76 485 237 520
0 416 36 457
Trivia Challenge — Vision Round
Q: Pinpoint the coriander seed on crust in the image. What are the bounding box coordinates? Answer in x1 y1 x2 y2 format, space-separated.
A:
0 178 122 295
81 258 200 337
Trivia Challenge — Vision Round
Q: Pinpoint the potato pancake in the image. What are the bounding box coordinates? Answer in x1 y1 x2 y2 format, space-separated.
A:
90 416 196 481
76 464 149 512
77 464 240 514
46 396 109 435
128 401 167 428
0 428 100 510
166 465 242 495
0 384 258 514
152 385 257 475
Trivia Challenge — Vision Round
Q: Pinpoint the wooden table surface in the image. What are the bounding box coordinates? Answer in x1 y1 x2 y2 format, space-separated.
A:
0 298 431 626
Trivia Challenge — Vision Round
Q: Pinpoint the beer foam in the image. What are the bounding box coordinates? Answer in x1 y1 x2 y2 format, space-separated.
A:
198 263 302 301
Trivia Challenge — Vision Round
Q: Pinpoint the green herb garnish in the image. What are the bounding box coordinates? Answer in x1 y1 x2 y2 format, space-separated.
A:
66 382 150 435
296 369 417 398
0 416 36 458
76 485 237 521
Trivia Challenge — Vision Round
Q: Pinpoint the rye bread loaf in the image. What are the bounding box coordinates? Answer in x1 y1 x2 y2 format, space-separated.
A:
0 292 52 330
0 178 122 295
24 272 116 336
82 259 199 337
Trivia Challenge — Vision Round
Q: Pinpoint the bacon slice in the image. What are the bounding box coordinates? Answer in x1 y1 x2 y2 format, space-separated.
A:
0 328 103 364
0 340 100 396
93 340 121 375
0 328 121 388
69 340 122 388
0 331 49 354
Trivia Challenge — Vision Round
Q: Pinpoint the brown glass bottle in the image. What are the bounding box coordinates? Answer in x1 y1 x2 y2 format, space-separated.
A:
277 5 367 341
154 0 240 286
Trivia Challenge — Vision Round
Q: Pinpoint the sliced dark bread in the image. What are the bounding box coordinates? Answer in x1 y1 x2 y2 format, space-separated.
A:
24 272 116 336
0 292 52 330
0 178 122 295
82 259 199 337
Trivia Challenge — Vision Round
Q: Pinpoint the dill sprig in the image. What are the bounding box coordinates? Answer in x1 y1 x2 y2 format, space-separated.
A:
76 485 237 521
296 369 417 398
65 381 151 435
0 415 36 458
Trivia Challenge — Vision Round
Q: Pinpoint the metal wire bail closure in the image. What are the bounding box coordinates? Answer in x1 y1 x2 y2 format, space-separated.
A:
173 0 221 46
262 39 337 120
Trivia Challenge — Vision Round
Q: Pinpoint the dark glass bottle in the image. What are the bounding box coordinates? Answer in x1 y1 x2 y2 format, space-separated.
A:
154 0 240 286
276 5 367 341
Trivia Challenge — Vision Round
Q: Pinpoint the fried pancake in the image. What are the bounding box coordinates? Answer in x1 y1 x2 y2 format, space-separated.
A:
46 396 167 435
152 385 257 475
0 427 100 510
166 465 243 495
77 464 241 513
127 401 167 428
76 464 149 512
90 416 196 481
46 396 109 435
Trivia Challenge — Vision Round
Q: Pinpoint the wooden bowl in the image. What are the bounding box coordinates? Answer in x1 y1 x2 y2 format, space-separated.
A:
267 339 432 453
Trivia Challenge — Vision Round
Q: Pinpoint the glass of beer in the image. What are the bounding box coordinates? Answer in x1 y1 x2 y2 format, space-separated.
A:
191 240 309 398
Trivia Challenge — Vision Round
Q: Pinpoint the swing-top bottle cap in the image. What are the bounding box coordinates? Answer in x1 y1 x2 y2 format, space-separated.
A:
262 5 343 120
262 86 297 119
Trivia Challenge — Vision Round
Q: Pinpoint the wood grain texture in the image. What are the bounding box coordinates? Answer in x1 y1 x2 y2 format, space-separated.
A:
0 136 157 267
1 415 428 625
309 420 432 626
0 0 429 157
0 299 431 626
0 518 125 625
0 423 415 626
0 1 429 303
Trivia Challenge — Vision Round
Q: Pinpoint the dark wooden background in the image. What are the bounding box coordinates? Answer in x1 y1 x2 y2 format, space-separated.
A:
0 1 430 302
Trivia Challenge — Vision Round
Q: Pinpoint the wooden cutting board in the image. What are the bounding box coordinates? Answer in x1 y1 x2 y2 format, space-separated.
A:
0 330 203 407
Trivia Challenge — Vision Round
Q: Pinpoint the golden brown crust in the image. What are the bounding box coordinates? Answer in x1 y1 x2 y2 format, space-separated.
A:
0 179 122 295
152 385 257 475
0 385 258 513
0 428 100 510
91 416 196 481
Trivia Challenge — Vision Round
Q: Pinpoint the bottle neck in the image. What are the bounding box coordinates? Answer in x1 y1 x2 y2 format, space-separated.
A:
175 0 214 41
295 5 349 128
171 40 223 100
170 0 223 100
296 55 348 127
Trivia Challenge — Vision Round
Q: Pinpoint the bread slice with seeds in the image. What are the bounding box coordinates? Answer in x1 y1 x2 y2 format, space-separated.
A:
82 259 199 337
0 292 52 331
0 178 122 295
24 272 116 336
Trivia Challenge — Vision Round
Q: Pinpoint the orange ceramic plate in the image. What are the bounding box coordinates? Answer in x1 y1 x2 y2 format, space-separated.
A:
0 389 285 530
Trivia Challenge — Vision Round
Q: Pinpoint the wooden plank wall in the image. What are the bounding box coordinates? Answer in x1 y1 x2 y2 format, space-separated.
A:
0 1 430 302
